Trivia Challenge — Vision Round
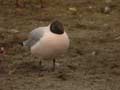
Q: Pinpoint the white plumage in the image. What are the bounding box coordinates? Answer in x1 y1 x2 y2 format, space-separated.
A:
23 20 70 70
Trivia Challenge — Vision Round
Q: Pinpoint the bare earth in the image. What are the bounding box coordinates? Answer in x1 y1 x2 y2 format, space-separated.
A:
0 0 120 90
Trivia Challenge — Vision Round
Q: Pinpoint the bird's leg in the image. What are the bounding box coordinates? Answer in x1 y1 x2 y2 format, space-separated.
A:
52 58 56 71
40 0 43 8
39 60 42 66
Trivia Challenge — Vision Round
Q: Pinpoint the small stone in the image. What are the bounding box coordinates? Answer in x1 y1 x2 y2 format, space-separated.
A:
55 62 60 67
0 47 6 55
91 51 97 56
101 6 111 14
11 29 19 33
69 7 77 12
103 23 109 27
104 6 111 13
88 6 93 9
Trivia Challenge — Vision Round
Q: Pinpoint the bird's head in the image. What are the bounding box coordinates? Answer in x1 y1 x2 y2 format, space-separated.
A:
50 20 64 34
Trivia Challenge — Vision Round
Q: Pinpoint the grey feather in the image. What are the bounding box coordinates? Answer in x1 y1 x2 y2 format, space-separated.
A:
23 27 45 47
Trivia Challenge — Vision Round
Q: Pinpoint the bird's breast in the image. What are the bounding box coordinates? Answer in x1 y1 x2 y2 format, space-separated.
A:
31 32 69 58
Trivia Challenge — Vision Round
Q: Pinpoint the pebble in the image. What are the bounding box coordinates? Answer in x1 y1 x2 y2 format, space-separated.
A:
69 7 77 12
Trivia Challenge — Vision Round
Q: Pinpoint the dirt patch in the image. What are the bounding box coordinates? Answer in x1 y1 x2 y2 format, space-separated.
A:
0 0 120 90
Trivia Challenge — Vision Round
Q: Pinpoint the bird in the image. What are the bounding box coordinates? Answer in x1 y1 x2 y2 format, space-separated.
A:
23 20 70 71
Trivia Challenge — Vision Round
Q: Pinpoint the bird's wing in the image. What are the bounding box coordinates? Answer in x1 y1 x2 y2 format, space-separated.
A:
23 27 45 47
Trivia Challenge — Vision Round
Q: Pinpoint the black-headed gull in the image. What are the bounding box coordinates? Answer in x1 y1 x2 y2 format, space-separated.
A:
23 20 70 70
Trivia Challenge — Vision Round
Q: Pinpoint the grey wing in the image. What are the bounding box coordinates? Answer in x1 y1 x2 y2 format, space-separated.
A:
23 27 44 47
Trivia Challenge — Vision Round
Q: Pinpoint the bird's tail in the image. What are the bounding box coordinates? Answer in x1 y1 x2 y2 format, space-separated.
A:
19 40 28 47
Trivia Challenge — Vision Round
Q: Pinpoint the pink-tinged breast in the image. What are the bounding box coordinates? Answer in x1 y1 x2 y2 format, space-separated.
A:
31 32 69 58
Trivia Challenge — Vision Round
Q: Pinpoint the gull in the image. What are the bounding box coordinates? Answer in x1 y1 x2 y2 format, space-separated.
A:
23 20 70 71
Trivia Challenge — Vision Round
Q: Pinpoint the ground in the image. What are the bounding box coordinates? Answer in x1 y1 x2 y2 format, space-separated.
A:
0 0 120 90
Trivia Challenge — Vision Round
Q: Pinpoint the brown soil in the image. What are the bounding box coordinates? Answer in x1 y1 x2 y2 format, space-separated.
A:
0 0 120 90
